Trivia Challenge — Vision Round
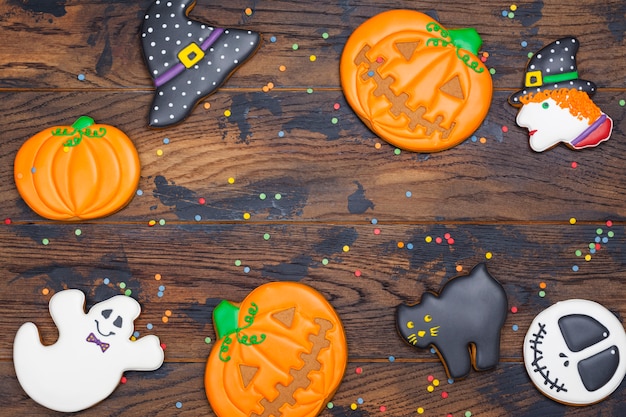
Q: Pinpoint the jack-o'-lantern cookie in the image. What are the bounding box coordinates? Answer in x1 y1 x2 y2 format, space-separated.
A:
524 299 626 406
14 116 140 221
205 282 347 417
141 0 260 127
341 10 493 152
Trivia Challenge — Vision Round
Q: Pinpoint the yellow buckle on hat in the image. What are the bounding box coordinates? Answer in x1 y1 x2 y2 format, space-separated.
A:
525 70 542 87
178 42 204 69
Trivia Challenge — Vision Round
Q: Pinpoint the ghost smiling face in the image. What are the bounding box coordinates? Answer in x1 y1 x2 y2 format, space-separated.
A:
13 289 164 412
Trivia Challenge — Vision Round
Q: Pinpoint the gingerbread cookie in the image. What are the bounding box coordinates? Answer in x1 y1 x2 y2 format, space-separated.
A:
509 37 612 152
396 263 507 379
524 299 626 406
204 282 347 417
14 116 140 221
141 0 260 127
13 289 164 412
340 10 493 152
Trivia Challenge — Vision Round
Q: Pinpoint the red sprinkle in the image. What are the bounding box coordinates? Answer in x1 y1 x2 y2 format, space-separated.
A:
4 218 11 225
607 220 613 227
571 162 578 169
120 376 127 384
511 306 518 314
427 375 434 382
441 391 449 399
379 406 387 412
502 125 509 133
356 367 363 374
354 270 362 277
333 103 340 110
161 343 167 350
198 197 206 205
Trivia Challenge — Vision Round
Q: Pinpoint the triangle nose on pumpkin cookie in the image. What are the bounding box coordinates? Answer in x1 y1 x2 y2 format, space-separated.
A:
440 75 465 100
395 41 420 60
239 364 259 388
272 307 296 328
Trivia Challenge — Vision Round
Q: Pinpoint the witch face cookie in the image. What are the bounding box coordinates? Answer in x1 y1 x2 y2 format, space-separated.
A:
204 282 347 417
340 10 493 152
509 37 612 152
396 263 508 379
141 0 260 127
524 299 626 406
13 289 164 412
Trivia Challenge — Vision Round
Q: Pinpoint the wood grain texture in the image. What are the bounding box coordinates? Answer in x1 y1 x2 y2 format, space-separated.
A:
1 0 626 415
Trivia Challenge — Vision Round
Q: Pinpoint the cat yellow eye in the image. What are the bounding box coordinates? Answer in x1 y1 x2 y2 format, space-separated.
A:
424 315 432 323
406 321 414 329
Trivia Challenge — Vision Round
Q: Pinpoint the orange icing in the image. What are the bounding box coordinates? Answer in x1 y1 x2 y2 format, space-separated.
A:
519 88 600 124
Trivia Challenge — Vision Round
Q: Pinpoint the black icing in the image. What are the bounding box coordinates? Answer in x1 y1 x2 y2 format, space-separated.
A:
528 322 567 392
558 314 609 352
578 346 620 392
395 263 508 379
141 0 260 127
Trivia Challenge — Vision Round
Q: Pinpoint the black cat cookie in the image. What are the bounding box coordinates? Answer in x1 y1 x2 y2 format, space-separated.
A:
396 263 508 379
141 0 260 127
524 299 626 406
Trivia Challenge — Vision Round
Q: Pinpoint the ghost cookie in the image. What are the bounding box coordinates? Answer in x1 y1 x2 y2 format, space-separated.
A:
204 281 347 417
524 299 626 406
396 263 508 379
509 37 612 152
141 0 260 127
340 10 493 152
13 289 164 412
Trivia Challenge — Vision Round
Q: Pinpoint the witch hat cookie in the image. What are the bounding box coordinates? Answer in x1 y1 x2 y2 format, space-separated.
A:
141 0 260 127
509 37 612 152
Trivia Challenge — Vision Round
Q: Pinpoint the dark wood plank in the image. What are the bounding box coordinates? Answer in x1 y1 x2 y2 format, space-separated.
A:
0 223 623 361
1 0 626 89
2 90 626 223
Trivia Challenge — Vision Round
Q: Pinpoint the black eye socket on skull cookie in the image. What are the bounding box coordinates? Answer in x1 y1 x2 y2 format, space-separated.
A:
578 346 620 392
558 314 609 352
102 309 112 319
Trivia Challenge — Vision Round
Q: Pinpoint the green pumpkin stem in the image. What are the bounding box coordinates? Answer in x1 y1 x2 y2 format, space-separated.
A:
213 300 241 339
447 28 482 55
71 116 95 131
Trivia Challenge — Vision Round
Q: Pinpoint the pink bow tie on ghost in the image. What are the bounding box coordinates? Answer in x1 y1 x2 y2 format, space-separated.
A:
86 333 110 353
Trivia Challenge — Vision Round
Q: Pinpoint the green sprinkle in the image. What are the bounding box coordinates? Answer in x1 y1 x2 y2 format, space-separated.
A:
620 99 626 107
322 32 329 39
465 412 472 417
125 289 132 296
327 402 334 409
159 219 166 226
120 282 127 289
331 117 338 124
322 258 329 266
235 260 242 267
259 193 267 200
489 68 496 75
42 238 50 246
508 11 515 18
274 193 282 200
292 43 299 50
306 88 314 94
205 337 212 344
608 231 615 238
596 228 603 235
539 290 546 298
527 52 534 59
394 148 401 155
75 229 82 236
575 250 582 257
263 233 271 241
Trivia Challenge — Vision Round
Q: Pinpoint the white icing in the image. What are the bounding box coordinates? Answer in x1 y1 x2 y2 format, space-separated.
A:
13 290 164 412
523 299 626 405
516 98 590 152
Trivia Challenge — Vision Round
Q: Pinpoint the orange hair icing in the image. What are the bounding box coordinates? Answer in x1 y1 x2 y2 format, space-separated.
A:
519 88 601 125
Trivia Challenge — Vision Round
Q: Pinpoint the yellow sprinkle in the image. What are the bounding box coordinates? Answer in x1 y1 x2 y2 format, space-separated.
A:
425 236 433 243
417 407 425 414
569 217 577 225
243 212 251 220
148 220 157 226
427 385 434 392
310 55 317 62
510 4 518 11
342 245 350 252
224 109 232 117
63 146 70 153
433 379 440 386
350 403 357 410
156 149 163 156
485 252 493 259
228 177 235 184
585 254 592 261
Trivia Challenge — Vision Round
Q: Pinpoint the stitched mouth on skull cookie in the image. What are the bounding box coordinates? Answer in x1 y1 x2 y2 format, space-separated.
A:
528 322 568 393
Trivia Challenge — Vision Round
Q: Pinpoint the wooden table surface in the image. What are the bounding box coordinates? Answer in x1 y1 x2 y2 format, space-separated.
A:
2 0 626 415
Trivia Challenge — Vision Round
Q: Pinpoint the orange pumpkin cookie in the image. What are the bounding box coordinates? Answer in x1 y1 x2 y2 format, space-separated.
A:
14 116 140 221
340 10 493 152
205 282 347 417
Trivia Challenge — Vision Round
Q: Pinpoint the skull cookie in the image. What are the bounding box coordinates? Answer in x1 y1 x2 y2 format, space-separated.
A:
524 299 626 405
13 289 164 412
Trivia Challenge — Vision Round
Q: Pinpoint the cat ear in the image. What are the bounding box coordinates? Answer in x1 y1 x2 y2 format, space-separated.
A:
470 263 488 276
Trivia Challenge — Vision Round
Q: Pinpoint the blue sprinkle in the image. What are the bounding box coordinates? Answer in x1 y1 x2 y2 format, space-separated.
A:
371 218 378 225
159 285 166 292
388 355 395 362
157 291 164 298
367 70 375 77
147 323 153 330
136 189 144 196
602 237 609 243
521 40 528 48
195 214 202 221
175 401 183 409
471 135 478 142
163 137 170 144
430 348 437 354
77 73 86 81
244 266 251 273
270 36 277 43
278 130 285 137
407 243 414 250
512 324 519 331
357 398 364 405
572 265 579 272
448 378 454 384
590 248 596 254
501 10 508 17
595 236 601 243
405 191 412 198
103 278 110 285
31 167 36 173
133 331 140 338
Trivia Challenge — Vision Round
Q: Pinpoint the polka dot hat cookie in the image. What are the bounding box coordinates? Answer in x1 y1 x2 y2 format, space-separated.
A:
141 0 260 127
